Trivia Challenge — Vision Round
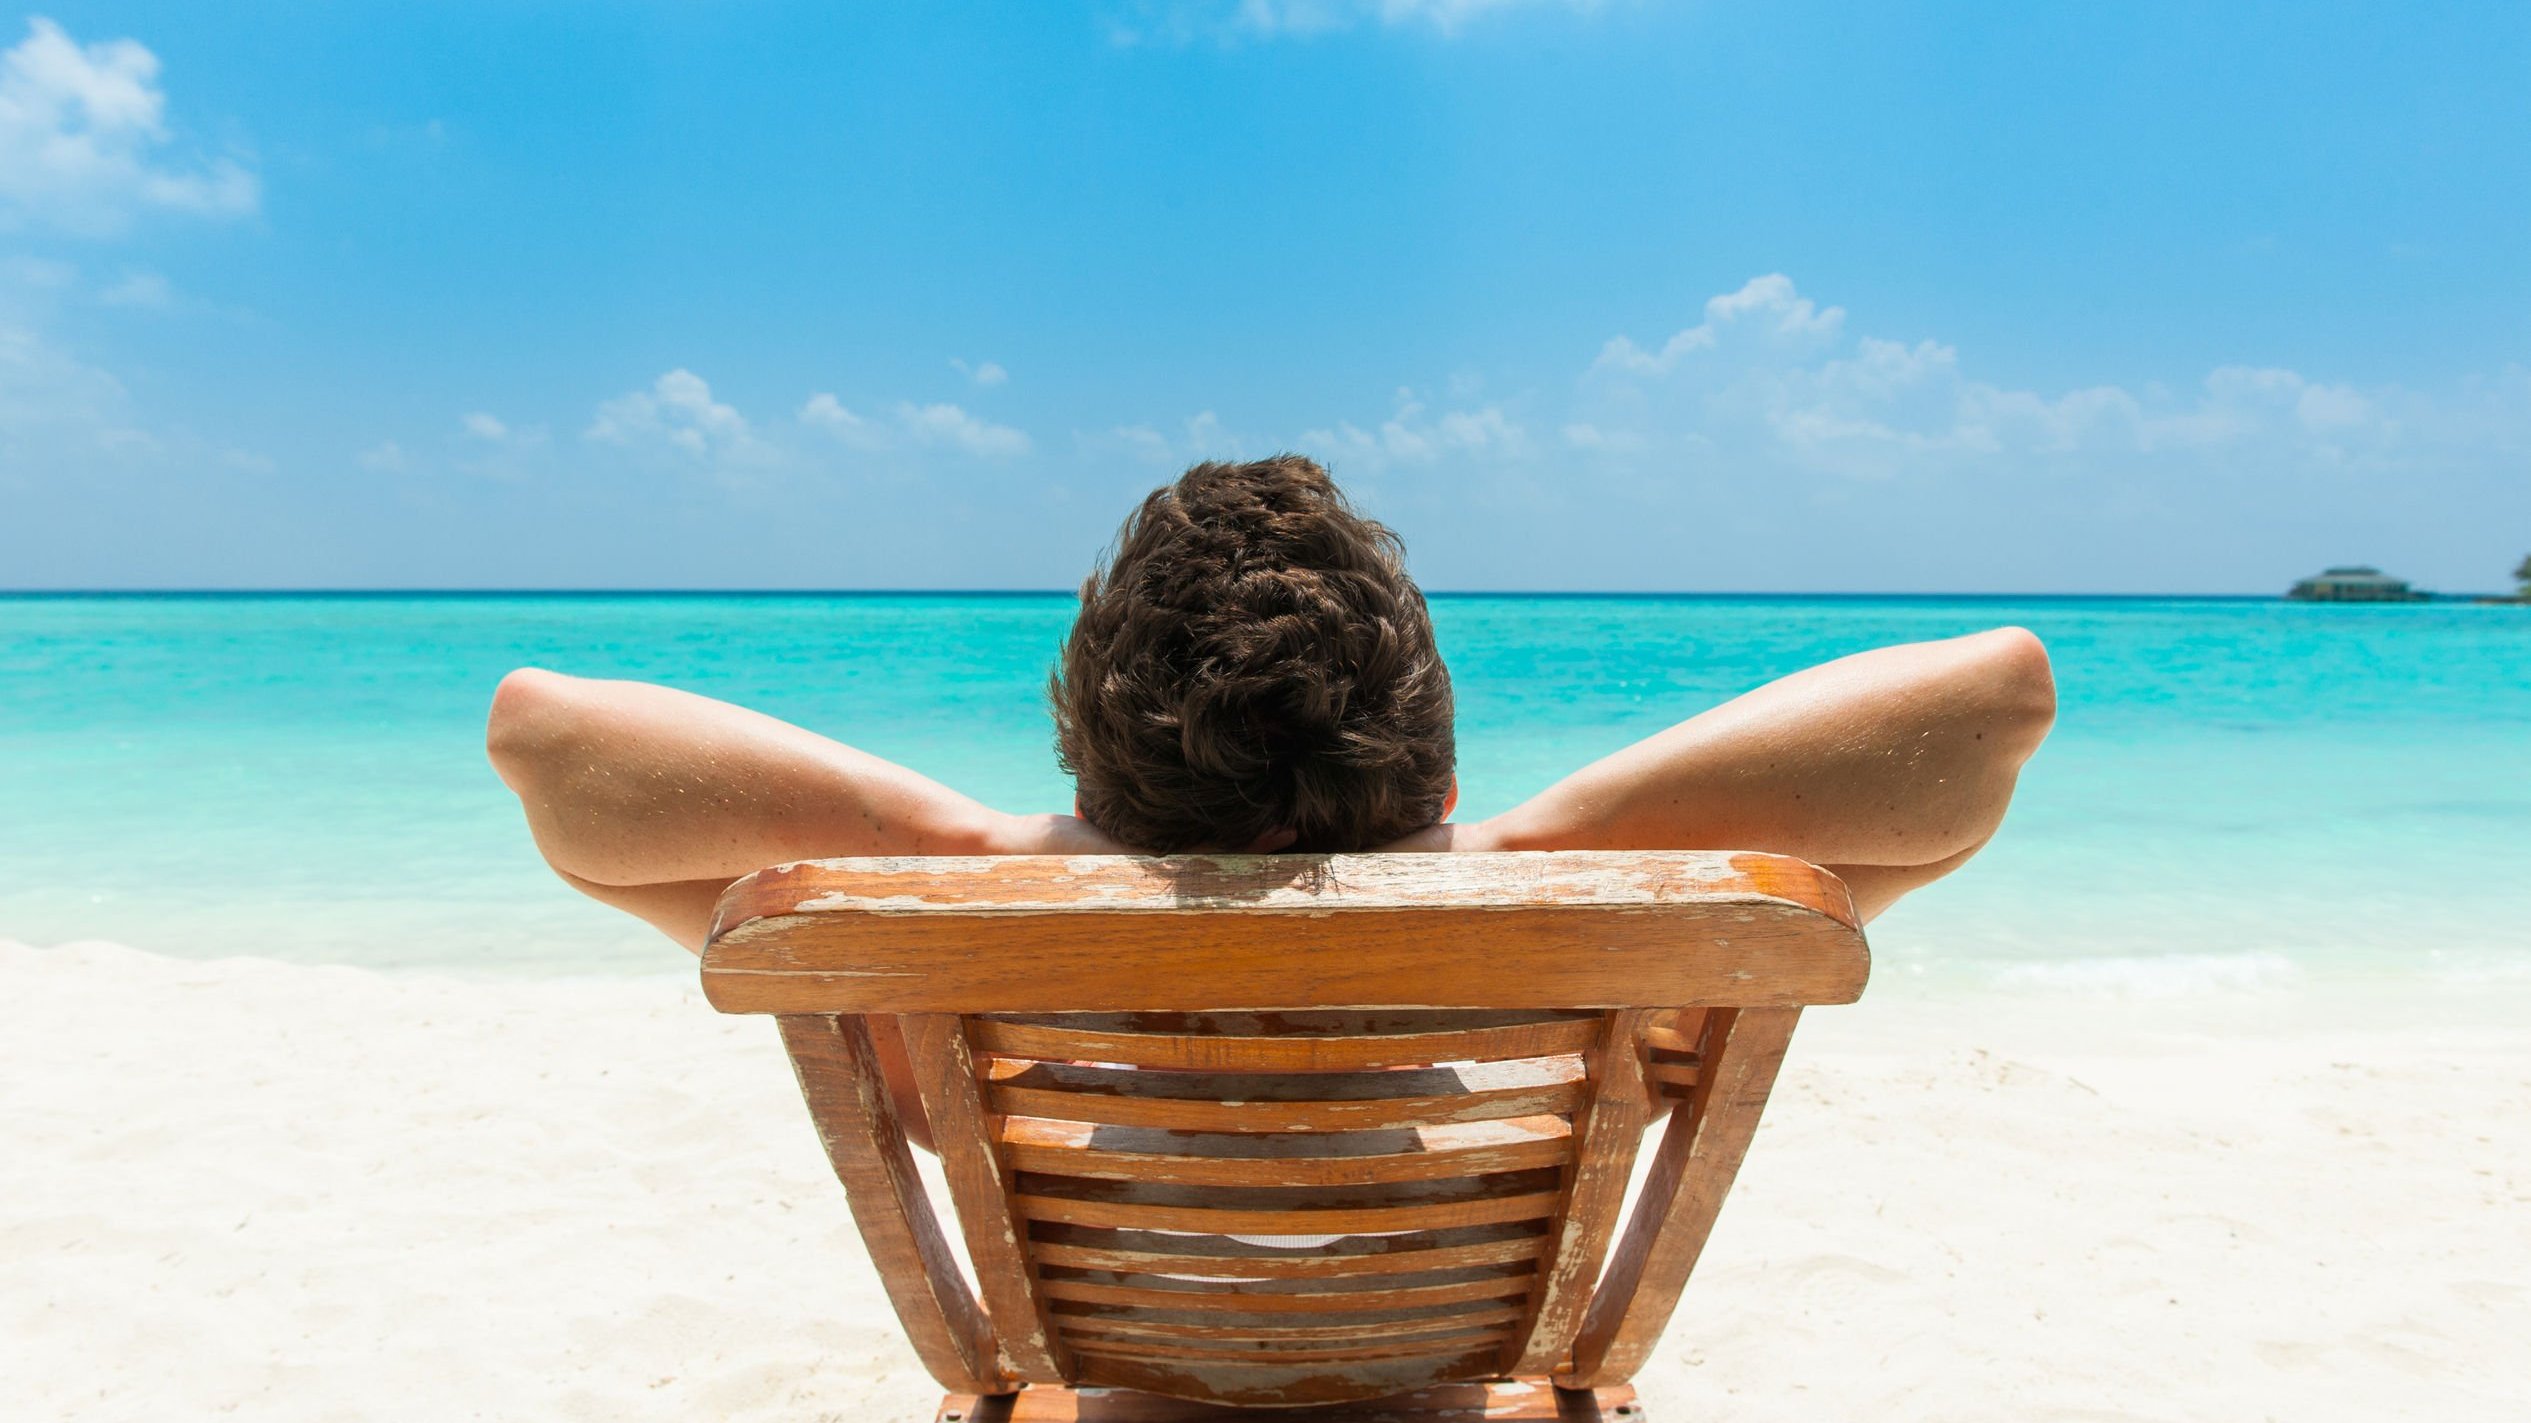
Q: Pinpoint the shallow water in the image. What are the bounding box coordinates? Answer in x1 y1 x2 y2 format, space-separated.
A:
3 593 2525 985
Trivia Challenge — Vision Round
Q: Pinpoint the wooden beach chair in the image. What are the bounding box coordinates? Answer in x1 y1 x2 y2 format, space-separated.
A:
701 850 1869 1421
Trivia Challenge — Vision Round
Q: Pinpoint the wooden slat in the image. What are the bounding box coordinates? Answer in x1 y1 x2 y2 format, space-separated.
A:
902 1014 1071 1382
719 852 1854 922
1566 1006 1802 1387
1029 1236 1545 1280
986 1058 1587 1133
1062 1331 1512 1365
702 851 1868 1015
1072 1350 1501 1408
930 1381 1642 1422
999 1117 1571 1188
1641 1019 1703 1056
1055 1304 1526 1342
1018 1193 1561 1236
772 1015 1006 1395
1002 1115 1573 1155
1027 1220 1544 1261
1022 1221 1547 1284
1003 1143 1572 1189
1507 1009 1652 1374
1036 1262 1532 1298
989 1010 1592 1035
970 1017 1598 1072
1041 1275 1528 1314
1647 1058 1701 1097
1015 1169 1564 1236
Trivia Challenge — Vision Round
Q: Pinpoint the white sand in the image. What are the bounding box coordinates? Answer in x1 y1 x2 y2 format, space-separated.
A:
6 938 2527 1421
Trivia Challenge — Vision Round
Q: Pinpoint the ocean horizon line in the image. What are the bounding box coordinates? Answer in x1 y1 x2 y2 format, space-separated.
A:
5 587 2515 603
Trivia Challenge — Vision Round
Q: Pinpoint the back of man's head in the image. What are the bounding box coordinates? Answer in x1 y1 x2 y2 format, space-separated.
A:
1052 455 1456 853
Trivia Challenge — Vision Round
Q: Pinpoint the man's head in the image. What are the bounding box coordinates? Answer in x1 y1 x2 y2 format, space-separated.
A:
1052 455 1455 853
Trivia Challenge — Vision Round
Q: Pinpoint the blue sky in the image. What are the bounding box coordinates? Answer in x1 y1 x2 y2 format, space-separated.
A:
2 1 2526 591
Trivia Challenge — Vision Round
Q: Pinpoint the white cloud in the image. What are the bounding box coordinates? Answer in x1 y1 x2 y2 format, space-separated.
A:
799 391 885 448
1573 273 2292 479
897 400 1030 457
801 392 1029 457
0 322 133 447
801 391 1030 457
1590 273 1844 378
96 268 171 308
357 440 407 472
1283 270 2531 585
1303 387 1526 470
1118 0 1609 42
2 254 73 290
0 18 258 234
1110 422 1174 465
951 357 1009 387
460 410 508 441
1103 409 1244 466
1559 420 1640 453
586 368 756 460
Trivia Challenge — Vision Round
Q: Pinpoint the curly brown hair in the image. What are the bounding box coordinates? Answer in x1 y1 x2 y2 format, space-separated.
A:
1051 456 1456 853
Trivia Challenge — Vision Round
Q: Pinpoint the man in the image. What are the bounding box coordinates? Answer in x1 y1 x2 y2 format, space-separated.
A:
488 455 2054 947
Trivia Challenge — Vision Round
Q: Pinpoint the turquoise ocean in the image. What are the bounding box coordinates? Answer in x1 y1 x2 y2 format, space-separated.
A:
3 594 2526 990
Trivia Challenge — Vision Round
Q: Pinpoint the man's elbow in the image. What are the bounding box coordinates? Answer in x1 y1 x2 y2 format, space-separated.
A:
1974 626 2057 756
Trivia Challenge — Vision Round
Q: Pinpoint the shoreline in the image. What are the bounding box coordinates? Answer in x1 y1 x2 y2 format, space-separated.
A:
9 937 2527 1420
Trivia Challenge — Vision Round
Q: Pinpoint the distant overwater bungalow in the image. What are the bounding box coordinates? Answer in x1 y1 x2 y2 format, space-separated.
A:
2287 566 2427 602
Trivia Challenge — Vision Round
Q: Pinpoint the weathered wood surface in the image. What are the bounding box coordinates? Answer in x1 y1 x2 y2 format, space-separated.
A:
1029 1236 1546 1280
971 1016 1600 1072
1025 1222 1547 1282
718 853 1863 1411
721 851 1853 921
773 1014 1007 1395
932 1381 1642 1421
1564 1007 1802 1387
1068 1352 1517 1409
904 1014 1073 1383
999 1115 1573 1188
1016 1192 1564 1236
1053 1306 1528 1343
1015 1169 1566 1236
1037 1263 1532 1298
1064 1332 1514 1365
986 1057 1588 1134
1506 1011 1650 1375
703 852 1865 1014
1041 1275 1531 1314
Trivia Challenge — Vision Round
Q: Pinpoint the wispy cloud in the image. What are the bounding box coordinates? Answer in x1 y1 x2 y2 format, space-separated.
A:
0 321 134 451
0 18 258 235
1303 387 1527 470
586 368 759 462
1102 410 1245 467
1110 0 1612 44
951 357 1008 387
896 400 1030 457
96 268 172 309
802 391 1030 458
1563 273 2465 482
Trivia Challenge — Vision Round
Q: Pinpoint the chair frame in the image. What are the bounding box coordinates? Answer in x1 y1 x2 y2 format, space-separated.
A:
703 850 1867 1420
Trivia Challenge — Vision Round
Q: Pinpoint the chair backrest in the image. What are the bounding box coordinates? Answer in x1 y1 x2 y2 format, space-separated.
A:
703 851 1868 1409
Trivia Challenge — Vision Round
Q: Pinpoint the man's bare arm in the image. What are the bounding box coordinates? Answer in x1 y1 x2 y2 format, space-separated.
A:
485 668 1119 949
1428 627 2056 918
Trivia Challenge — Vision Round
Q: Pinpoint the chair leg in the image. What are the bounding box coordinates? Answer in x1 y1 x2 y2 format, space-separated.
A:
934 1381 1642 1421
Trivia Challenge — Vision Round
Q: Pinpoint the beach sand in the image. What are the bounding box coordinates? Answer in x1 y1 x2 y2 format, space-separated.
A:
7 938 2526 1421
